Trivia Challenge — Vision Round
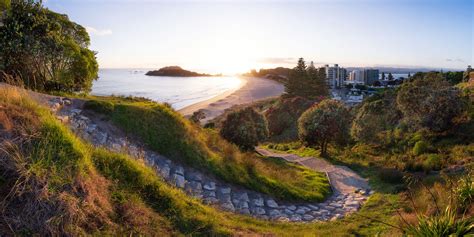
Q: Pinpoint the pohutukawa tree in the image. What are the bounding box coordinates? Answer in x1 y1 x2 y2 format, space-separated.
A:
298 99 351 157
396 72 465 132
0 0 98 93
220 107 269 151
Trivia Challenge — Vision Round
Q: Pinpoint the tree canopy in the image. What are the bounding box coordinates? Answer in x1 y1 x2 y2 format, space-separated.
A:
396 72 465 132
298 99 351 156
220 107 269 151
0 0 98 93
284 58 328 100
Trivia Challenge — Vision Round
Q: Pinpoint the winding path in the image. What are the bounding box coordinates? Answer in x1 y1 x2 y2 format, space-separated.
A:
44 95 372 223
255 148 370 195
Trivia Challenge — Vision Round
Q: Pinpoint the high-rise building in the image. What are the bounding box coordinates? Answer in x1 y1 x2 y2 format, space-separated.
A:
348 69 379 85
325 64 347 88
364 69 379 85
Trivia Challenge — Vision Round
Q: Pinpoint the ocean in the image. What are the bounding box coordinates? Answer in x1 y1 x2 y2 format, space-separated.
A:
91 69 242 110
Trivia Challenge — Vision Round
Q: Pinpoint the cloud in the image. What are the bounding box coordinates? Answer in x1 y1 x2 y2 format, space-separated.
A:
446 58 465 63
85 26 112 36
258 57 297 65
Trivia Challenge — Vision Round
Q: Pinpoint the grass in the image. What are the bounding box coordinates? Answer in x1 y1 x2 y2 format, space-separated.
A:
83 96 331 202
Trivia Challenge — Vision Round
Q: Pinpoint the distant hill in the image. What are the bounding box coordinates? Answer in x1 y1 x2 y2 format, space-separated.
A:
146 66 215 77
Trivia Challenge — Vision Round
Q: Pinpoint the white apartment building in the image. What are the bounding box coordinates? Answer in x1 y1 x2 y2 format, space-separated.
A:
325 64 347 88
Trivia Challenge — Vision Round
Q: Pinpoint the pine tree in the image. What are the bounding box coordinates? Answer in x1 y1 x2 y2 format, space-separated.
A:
285 58 328 99
381 72 386 80
388 73 394 81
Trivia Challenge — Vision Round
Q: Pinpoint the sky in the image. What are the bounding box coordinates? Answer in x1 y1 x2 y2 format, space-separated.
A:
44 0 473 74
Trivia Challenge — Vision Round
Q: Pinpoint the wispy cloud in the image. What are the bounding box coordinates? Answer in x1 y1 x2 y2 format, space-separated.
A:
86 26 112 36
446 58 465 63
258 57 297 65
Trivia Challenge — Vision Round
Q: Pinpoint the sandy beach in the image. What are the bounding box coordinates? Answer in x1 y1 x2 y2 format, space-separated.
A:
178 77 285 123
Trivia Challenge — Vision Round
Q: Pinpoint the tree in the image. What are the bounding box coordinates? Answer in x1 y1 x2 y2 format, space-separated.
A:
220 107 269 151
396 73 465 132
388 73 394 81
351 90 402 144
381 72 386 80
298 99 351 156
284 58 328 99
0 0 98 93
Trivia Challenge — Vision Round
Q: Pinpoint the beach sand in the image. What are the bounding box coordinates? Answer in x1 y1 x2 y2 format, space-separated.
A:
178 77 285 123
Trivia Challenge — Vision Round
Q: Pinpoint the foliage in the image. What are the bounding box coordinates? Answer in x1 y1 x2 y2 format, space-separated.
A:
455 172 474 210
220 107 269 150
284 58 328 99
377 168 404 184
83 97 330 202
264 96 313 140
412 140 429 156
84 100 114 114
298 99 351 156
397 72 465 132
351 90 402 144
189 110 206 123
0 0 98 93
0 0 10 11
403 206 473 236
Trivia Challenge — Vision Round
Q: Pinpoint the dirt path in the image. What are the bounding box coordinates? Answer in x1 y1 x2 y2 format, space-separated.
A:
255 148 370 195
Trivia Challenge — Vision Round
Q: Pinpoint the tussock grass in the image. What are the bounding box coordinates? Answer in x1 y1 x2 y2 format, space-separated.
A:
84 96 331 202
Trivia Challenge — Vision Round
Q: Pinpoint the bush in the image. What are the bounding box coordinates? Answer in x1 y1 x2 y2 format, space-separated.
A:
397 73 466 132
456 172 474 210
413 140 429 156
265 96 313 139
422 154 443 171
220 107 269 151
378 168 405 184
84 100 115 114
298 99 351 156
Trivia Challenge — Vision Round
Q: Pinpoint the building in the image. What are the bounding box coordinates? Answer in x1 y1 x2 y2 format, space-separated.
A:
348 69 379 85
325 64 347 88
364 69 379 85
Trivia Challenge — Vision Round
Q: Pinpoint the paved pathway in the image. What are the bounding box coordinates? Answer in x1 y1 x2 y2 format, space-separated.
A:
255 148 370 195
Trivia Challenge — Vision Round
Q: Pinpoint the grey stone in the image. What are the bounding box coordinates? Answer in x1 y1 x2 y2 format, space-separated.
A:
203 197 218 204
303 214 314 221
203 191 216 198
268 209 281 217
239 208 251 215
174 166 184 176
331 213 343 221
290 215 302 222
219 187 231 195
189 181 202 192
203 182 216 191
188 172 203 181
287 205 297 211
159 166 170 179
235 192 249 202
330 203 343 208
284 209 294 215
237 201 249 209
277 217 290 222
266 199 278 208
325 206 336 211
86 124 97 133
173 174 185 188
253 207 266 215
295 208 307 215
252 197 264 207
218 194 231 203
221 202 235 212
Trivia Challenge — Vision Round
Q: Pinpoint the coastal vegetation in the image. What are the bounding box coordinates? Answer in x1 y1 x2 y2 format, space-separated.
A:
0 0 98 93
146 66 216 77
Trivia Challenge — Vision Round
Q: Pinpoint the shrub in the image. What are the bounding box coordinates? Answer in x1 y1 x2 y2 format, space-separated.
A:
220 107 269 151
413 140 429 156
456 173 474 210
84 100 115 114
265 96 313 139
378 168 405 184
422 154 443 171
403 206 473 236
397 73 466 132
298 99 351 156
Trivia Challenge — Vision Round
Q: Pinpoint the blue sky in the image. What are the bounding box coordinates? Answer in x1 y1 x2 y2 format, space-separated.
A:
44 0 473 74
